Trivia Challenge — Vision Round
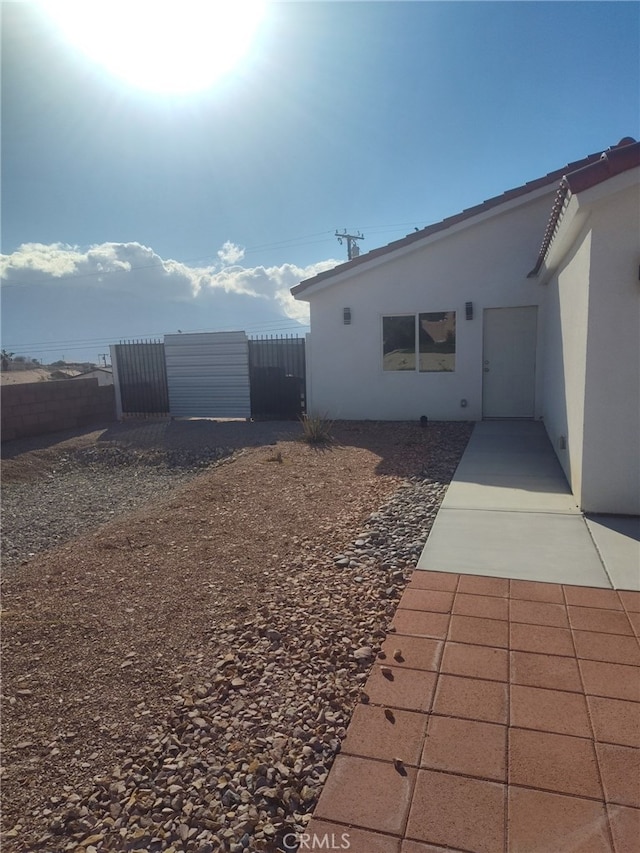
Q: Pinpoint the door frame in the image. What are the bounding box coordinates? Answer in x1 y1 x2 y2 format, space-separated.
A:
482 305 538 419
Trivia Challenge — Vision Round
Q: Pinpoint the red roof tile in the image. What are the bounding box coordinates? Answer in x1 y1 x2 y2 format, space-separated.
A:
527 137 640 276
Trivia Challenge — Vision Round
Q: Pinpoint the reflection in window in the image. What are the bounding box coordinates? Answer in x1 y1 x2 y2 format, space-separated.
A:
383 315 416 371
419 312 456 372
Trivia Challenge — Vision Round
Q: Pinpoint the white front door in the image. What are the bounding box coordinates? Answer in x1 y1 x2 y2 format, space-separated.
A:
482 306 537 418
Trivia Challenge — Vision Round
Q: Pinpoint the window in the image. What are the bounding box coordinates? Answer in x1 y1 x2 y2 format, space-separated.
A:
382 315 416 371
419 311 456 372
382 312 456 372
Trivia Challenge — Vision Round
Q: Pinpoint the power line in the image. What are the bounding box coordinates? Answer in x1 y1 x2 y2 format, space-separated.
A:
3 317 309 355
0 221 426 291
0 231 337 290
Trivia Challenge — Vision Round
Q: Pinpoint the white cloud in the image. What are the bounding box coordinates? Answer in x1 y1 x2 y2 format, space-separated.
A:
217 241 245 265
0 241 339 324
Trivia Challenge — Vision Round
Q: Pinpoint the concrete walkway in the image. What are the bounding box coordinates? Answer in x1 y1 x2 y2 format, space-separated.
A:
303 421 639 852
417 421 639 591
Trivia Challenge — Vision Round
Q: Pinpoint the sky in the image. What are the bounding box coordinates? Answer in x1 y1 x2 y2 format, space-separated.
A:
1 0 639 364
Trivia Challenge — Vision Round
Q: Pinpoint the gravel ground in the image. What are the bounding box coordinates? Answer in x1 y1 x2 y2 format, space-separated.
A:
1 419 472 853
2 419 300 570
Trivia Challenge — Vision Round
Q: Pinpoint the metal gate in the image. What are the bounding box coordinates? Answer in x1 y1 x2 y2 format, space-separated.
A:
248 335 306 420
164 331 251 418
110 340 169 416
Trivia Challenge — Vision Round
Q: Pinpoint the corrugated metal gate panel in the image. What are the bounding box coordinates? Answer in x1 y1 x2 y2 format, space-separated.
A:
164 332 251 418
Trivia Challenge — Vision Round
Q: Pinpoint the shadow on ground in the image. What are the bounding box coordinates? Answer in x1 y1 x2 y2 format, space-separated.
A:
2 418 474 482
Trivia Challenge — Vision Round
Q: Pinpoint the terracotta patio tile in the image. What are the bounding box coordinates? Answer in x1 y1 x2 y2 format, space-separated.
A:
406 770 505 853
510 650 583 692
510 598 569 628
510 684 591 737
448 614 509 648
587 696 640 748
509 579 565 604
508 787 612 852
510 622 575 657
580 659 640 702
456 575 509 597
509 728 602 799
420 715 506 781
304 820 401 853
391 610 449 639
567 605 634 636
342 704 428 766
563 586 623 610
607 804 640 853
627 611 640 636
399 589 454 614
441 642 508 682
573 630 640 665
452 592 508 621
401 842 463 853
365 666 437 713
432 674 508 724
619 590 640 613
313 755 416 835
596 743 640 807
407 571 459 592
379 637 443 672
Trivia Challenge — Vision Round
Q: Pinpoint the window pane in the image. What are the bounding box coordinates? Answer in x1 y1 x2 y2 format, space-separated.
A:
383 315 416 371
419 311 456 372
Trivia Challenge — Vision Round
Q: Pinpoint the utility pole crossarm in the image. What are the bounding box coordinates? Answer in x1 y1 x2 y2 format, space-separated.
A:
335 229 365 260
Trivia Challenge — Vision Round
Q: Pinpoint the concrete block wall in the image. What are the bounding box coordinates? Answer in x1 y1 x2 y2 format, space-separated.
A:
1 379 116 442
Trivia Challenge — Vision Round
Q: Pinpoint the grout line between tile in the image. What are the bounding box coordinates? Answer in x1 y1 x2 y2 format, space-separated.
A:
505 581 512 853
561 583 616 850
398 571 461 841
507 781 623 805
308 814 403 844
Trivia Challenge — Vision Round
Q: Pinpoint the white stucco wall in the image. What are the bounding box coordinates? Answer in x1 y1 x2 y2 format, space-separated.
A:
581 184 640 514
540 228 592 504
541 175 640 515
302 190 555 421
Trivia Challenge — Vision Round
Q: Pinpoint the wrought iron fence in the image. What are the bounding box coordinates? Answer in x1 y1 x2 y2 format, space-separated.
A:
111 334 306 420
112 340 169 415
248 335 306 420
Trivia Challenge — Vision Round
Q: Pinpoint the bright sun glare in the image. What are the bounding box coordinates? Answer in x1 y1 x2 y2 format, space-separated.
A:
39 0 265 94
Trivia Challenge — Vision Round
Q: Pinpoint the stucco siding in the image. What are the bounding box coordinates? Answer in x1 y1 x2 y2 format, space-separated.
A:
541 229 592 504
581 186 640 514
306 192 554 420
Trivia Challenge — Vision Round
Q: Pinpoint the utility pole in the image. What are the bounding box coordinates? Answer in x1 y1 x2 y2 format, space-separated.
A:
99 353 108 367
335 229 365 260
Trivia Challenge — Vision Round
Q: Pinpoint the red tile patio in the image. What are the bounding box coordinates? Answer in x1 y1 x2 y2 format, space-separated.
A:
305 571 640 853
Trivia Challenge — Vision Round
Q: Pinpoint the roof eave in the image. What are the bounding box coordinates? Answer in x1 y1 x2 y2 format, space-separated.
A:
293 182 556 300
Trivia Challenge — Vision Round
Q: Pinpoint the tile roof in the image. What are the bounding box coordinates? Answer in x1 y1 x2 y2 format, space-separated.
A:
292 138 639 296
528 137 640 277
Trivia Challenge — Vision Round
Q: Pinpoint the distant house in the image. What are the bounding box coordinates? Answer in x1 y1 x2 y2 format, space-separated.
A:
72 367 114 386
292 138 640 515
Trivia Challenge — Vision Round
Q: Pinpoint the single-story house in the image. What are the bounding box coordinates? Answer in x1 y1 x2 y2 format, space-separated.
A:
71 367 114 386
292 137 640 516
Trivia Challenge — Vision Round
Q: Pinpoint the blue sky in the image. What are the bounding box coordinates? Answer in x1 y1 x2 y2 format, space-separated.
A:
1 1 639 363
